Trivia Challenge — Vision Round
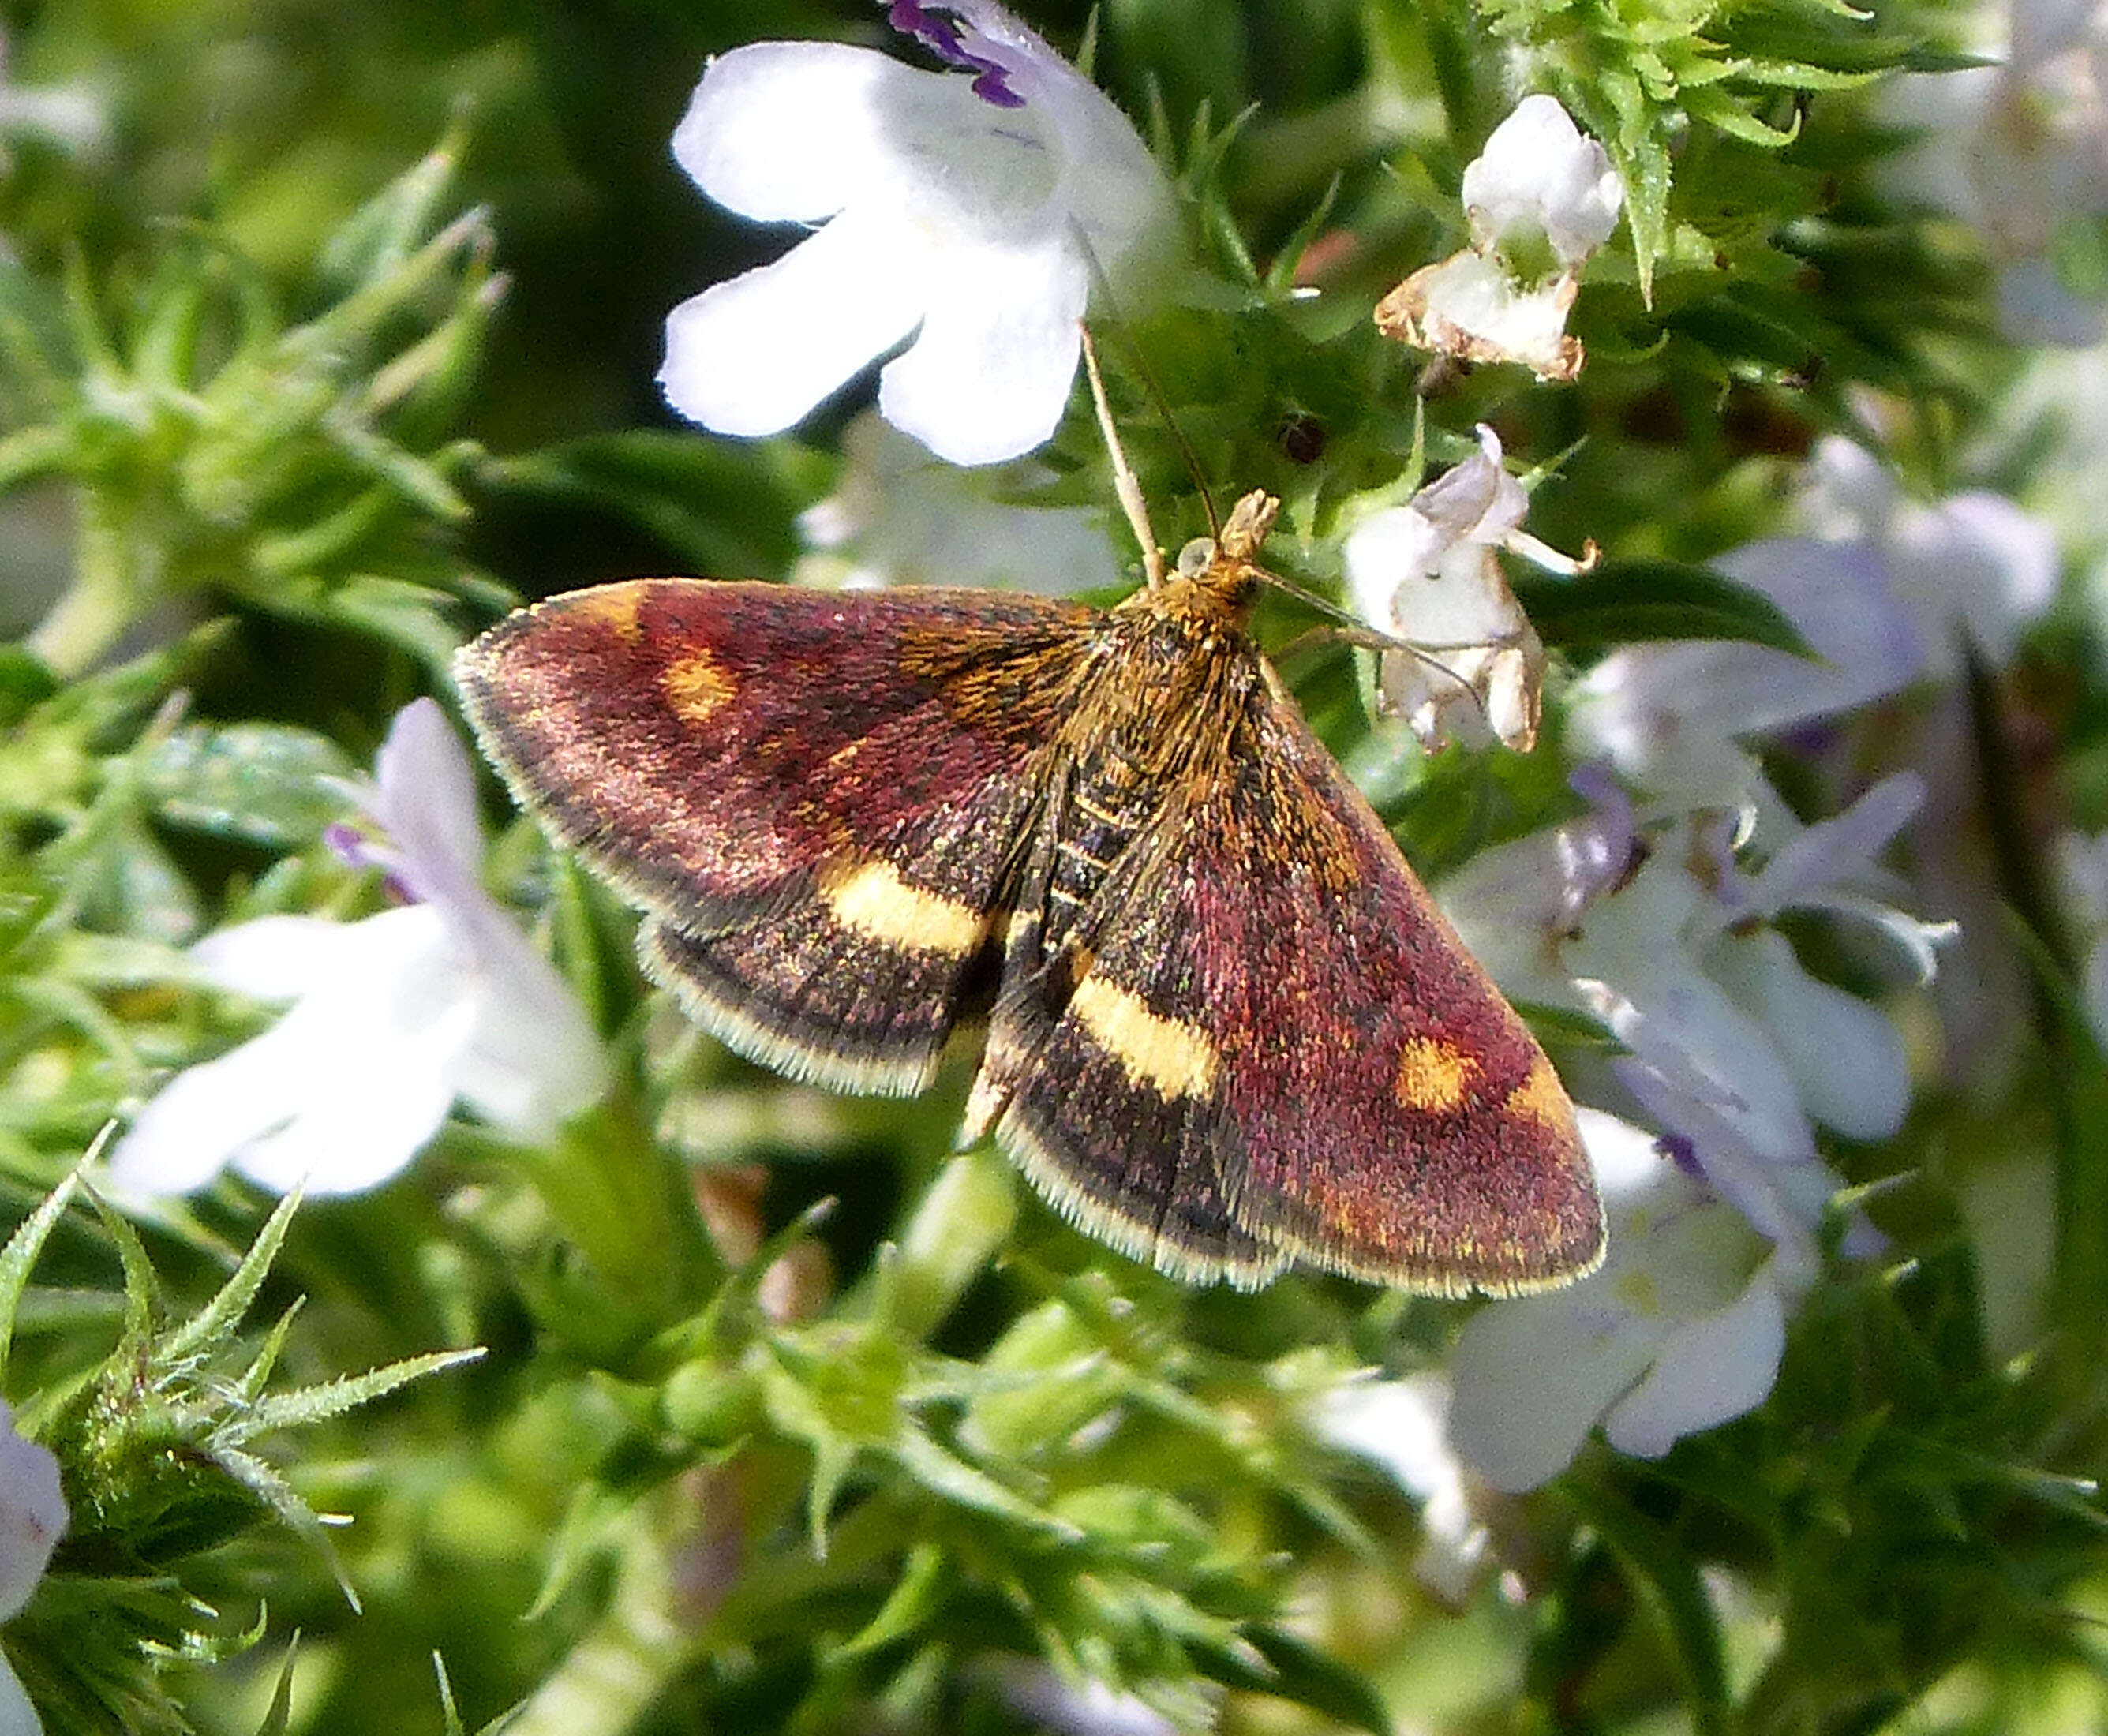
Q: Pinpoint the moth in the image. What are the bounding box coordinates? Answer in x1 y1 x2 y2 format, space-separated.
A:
455 462 1604 1294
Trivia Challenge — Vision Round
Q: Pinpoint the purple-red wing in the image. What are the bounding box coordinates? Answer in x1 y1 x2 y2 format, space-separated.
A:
457 580 1097 929
1070 694 1603 1292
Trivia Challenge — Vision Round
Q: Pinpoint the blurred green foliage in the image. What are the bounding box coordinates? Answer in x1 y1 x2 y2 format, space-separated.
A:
2 0 2106 1734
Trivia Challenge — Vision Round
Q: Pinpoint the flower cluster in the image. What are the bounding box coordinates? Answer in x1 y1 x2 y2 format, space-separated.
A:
1427 772 1929 1487
1375 95 1623 380
1411 431 2065 1490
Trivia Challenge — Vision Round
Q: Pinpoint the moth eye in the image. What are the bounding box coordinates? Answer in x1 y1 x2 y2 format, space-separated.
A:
1176 537 1216 578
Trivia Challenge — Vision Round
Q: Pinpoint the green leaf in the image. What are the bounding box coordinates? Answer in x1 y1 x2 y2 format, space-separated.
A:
0 1165 84 1377
140 722 358 848
0 648 58 728
249 1637 300 1736
1513 559 1813 655
839 1540 948 1659
1562 1480 1731 1730
1193 1626 1391 1734
238 1345 485 1437
887 1424 1083 1543
473 432 833 581
163 1189 304 1364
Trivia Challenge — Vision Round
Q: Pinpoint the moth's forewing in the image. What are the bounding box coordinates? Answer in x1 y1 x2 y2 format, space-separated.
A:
456 579 1094 1093
977 645 1601 1293
1199 700 1602 1293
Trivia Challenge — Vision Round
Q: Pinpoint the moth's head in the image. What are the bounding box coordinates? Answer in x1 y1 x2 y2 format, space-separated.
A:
1173 488 1279 616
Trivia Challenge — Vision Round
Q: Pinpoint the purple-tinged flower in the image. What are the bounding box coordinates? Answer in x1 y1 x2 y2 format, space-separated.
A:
1572 440 2056 814
0 1400 64 1736
1432 777 1938 1483
1447 1110 1799 1491
107 701 605 1198
659 1 1180 466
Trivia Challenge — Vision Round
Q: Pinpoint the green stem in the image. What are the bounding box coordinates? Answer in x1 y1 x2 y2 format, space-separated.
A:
25 496 147 677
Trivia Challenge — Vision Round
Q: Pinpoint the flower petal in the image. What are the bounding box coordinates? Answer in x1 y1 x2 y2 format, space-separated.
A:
1447 1289 1663 1492
1889 488 2061 671
454 936 607 1140
1462 94 1623 266
876 234 1087 465
1602 1265 1786 1457
107 1039 296 1194
229 960 477 1196
0 1403 65 1624
796 411 1125 593
187 914 365 1001
1344 507 1451 627
0 1656 38 1736
109 906 461 1197
1577 539 1925 772
1705 928 1911 1142
1570 913 1818 1163
369 698 485 907
672 42 927 222
1746 772 1924 919
1376 251 1583 381
661 201 929 440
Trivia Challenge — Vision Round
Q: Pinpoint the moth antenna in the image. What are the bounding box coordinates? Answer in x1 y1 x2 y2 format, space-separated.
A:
1108 320 1220 543
1071 226 1221 543
1080 320 1166 590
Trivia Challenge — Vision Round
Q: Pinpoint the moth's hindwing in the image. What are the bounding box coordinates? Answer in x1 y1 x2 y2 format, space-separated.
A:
456 579 1096 1093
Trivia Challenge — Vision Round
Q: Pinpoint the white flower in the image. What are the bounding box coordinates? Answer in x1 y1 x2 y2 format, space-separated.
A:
1376 94 1622 380
0 28 107 177
796 410 1125 593
107 700 606 1198
0 1400 64 1736
1461 93 1624 269
1571 440 2057 812
1374 252 1587 382
1344 425 1589 751
659 0 1180 466
1447 1110 1797 1492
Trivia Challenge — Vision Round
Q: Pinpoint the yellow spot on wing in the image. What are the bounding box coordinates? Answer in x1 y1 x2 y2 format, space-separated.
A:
565 582 644 642
1395 1037 1477 1111
661 646 737 723
1071 975 1219 1100
1504 1056 1575 1132
821 858 987 956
